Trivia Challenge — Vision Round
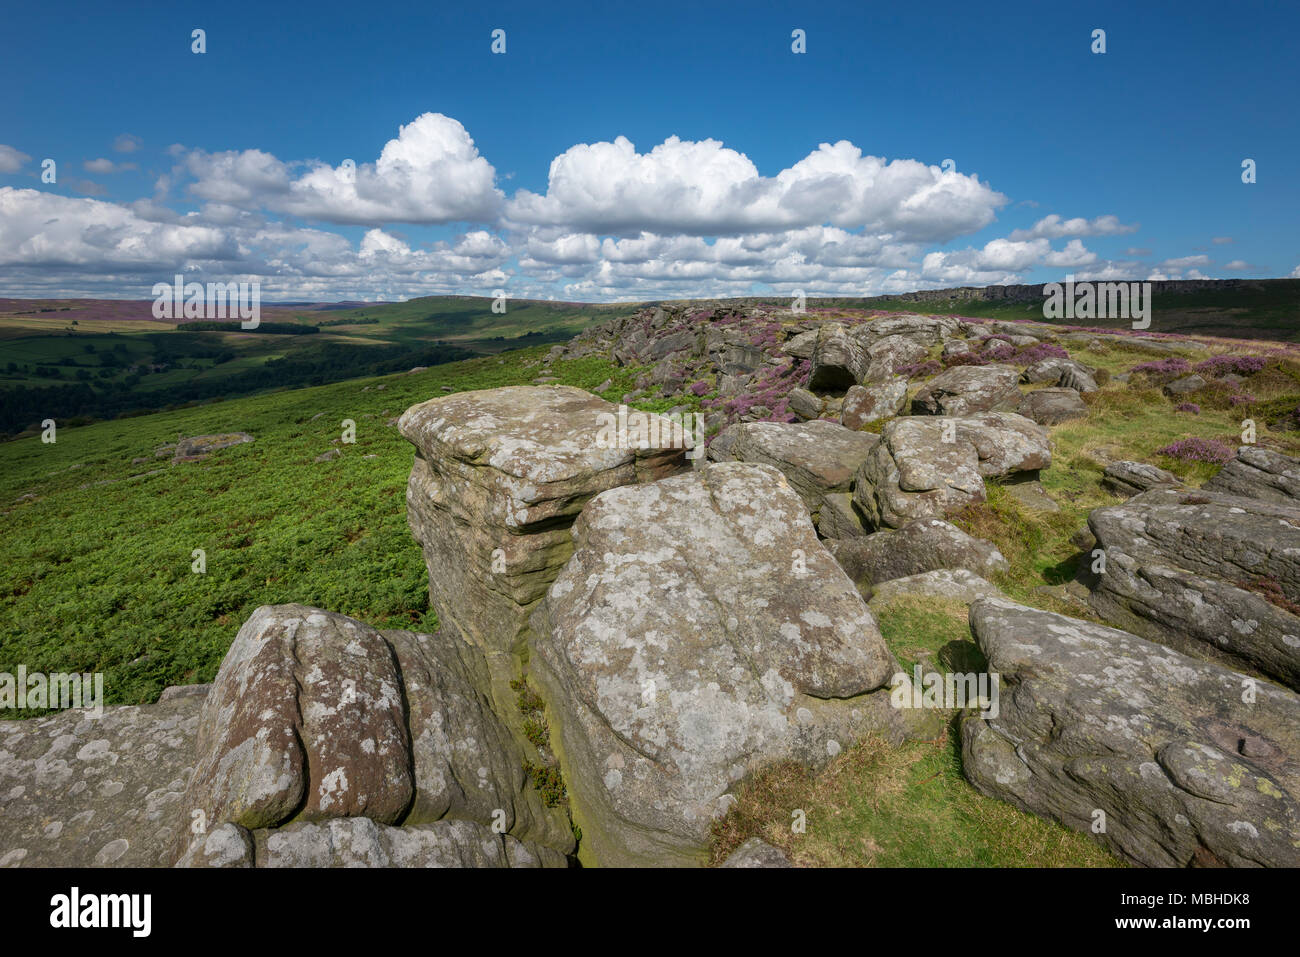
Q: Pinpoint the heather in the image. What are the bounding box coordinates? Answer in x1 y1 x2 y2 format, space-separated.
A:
1155 437 1236 464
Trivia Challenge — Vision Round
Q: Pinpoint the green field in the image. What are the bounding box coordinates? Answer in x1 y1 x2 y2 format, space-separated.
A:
0 297 641 436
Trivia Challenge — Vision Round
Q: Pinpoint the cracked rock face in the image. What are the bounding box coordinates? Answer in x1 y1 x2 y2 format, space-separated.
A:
178 604 574 861
1021 358 1098 393
529 461 901 866
1085 488 1300 691
808 323 870 392
1202 446 1300 505
960 596 1300 868
852 413 1049 529
398 385 692 667
181 604 412 834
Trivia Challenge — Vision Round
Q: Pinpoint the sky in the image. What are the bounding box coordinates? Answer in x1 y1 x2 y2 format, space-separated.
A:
1 0 1297 302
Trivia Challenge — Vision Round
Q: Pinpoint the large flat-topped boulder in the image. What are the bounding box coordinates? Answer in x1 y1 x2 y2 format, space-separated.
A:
398 385 694 672
1085 487 1300 690
529 462 901 867
706 419 880 522
961 597 1300 867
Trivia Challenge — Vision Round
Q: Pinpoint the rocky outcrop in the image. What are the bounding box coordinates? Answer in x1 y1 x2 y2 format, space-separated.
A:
840 377 908 429
825 519 1008 593
398 385 693 712
911 365 1021 416
181 605 412 833
178 817 565 869
1084 488 1300 690
176 605 574 858
707 419 879 523
1018 387 1088 425
1202 446 1300 504
808 323 869 392
853 414 1050 529
961 597 1300 868
1102 460 1184 497
529 462 902 867
869 569 1002 605
1021 358 1098 393
861 335 929 382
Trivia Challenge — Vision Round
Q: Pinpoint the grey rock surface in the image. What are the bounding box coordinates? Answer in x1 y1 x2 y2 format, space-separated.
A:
961 596 1300 867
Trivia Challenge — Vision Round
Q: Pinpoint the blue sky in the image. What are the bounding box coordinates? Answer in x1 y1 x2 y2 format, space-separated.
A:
1 0 1296 301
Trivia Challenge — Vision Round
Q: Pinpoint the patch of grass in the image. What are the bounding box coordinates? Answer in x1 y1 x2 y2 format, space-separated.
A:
872 595 977 674
0 346 636 711
709 730 1121 867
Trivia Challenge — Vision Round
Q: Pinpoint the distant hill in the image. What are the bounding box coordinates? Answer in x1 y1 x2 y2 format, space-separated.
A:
0 297 640 436
1 280 1294 437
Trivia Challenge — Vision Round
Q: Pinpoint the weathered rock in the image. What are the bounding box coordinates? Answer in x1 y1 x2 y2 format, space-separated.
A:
1085 488 1300 690
786 387 824 421
1021 358 1099 394
808 323 869 392
869 569 1002 605
841 377 908 430
825 519 1008 590
911 365 1021 416
1163 374 1209 396
862 335 929 382
816 492 868 540
853 417 985 528
398 386 693 701
1127 337 1209 355
529 462 902 867
1018 387 1088 425
187 817 569 868
707 419 879 522
181 605 412 835
941 339 971 358
720 837 793 868
721 344 765 375
382 627 574 850
952 412 1052 478
172 432 253 463
1102 460 1185 497
781 330 818 360
1202 446 1300 505
961 596 1300 867
0 694 203 867
852 314 964 347
174 823 255 868
853 414 1050 529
